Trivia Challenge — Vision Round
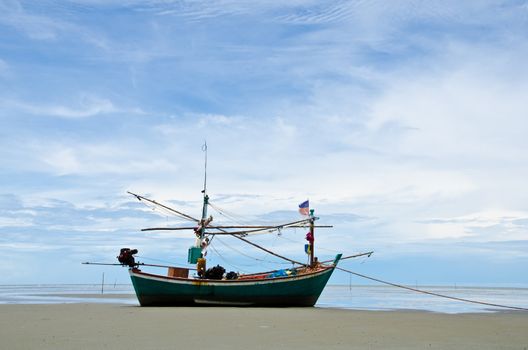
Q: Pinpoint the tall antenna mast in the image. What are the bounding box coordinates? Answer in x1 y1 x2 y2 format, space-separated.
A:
200 142 209 240
202 141 208 195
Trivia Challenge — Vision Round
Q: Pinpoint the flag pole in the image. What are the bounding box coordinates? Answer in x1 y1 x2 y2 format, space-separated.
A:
309 209 315 267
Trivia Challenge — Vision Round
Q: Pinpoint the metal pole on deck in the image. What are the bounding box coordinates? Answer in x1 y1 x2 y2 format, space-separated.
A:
309 209 315 267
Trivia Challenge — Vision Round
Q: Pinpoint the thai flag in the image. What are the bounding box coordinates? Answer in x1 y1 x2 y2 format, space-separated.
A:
298 200 309 216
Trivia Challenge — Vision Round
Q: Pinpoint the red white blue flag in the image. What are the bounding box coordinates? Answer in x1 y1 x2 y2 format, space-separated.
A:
298 200 309 216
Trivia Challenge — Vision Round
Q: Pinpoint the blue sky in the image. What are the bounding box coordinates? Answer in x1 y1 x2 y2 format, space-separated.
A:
1 0 527 286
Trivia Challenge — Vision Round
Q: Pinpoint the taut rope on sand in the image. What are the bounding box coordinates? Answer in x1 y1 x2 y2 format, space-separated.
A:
337 267 528 311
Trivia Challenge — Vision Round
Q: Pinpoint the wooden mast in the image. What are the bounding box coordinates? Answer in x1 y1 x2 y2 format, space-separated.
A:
309 209 315 267
194 142 209 276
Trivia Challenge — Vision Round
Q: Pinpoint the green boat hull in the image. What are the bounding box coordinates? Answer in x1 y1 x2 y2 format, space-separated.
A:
130 265 337 307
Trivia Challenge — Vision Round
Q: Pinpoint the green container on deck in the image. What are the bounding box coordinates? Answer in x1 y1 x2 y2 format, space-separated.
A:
188 247 202 264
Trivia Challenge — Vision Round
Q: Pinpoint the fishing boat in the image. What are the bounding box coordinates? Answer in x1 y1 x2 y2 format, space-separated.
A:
128 255 342 307
121 188 342 306
85 146 351 307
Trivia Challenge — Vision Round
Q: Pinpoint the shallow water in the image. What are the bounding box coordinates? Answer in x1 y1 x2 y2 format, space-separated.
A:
1 284 527 313
318 285 528 313
0 284 137 305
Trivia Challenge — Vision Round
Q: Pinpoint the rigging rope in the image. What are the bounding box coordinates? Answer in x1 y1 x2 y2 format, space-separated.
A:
337 266 528 311
128 191 198 222
208 202 254 225
213 237 290 265
152 207 194 222
136 255 177 265
231 234 305 266
209 244 248 273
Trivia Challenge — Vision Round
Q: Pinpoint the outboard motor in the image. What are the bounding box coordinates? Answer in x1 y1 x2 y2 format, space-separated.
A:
117 248 138 267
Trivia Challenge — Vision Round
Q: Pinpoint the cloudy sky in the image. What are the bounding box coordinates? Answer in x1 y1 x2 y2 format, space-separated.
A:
1 0 527 286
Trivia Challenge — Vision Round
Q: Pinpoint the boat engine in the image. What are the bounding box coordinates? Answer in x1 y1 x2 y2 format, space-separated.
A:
117 248 138 267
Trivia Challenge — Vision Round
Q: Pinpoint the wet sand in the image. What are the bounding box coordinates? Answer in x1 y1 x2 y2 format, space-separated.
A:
0 303 527 349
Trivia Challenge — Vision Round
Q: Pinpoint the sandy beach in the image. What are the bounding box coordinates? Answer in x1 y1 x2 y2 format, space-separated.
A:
0 303 526 350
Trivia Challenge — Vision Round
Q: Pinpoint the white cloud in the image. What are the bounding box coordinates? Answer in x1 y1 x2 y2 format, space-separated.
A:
418 210 528 241
0 217 34 228
197 113 238 127
0 0 70 40
43 98 117 118
40 147 81 175
27 140 180 176
368 64 528 163
5 95 141 119
0 0 112 51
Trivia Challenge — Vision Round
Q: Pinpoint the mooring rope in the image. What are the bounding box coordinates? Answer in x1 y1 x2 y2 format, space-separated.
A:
337 266 528 311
